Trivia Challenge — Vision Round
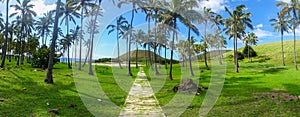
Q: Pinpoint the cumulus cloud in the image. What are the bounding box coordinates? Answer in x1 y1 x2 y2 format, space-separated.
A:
9 0 56 17
253 24 274 38
196 0 228 12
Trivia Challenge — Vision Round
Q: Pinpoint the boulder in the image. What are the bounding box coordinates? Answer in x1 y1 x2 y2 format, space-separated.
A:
173 78 198 94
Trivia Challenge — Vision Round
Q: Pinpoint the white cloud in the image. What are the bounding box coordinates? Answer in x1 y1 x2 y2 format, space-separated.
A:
276 0 290 3
253 24 274 38
196 0 228 12
9 0 56 17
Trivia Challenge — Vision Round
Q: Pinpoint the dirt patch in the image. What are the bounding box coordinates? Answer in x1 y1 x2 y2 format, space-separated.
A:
253 92 300 102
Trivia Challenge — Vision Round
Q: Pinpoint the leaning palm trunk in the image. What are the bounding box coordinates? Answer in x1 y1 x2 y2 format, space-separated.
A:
187 28 194 76
78 8 84 70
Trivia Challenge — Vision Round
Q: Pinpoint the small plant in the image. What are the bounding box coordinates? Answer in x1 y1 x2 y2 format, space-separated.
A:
31 46 60 69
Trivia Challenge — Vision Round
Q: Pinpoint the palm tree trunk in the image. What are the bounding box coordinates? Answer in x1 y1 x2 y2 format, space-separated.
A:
165 45 167 69
281 32 285 66
293 28 298 70
45 0 61 84
248 44 250 62
169 18 176 80
154 15 159 75
204 21 209 70
82 42 90 68
127 3 134 76
78 7 83 70
0 0 9 69
187 28 194 76
136 42 138 68
147 18 152 68
117 22 122 69
234 33 239 72
67 17 71 69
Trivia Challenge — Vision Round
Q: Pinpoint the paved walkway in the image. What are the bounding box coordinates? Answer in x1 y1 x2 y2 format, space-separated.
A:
119 68 166 117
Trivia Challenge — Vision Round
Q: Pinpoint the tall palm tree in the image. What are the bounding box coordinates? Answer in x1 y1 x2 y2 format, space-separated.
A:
277 0 299 70
224 5 253 72
0 0 8 69
36 12 54 46
159 0 200 80
72 0 95 70
88 0 102 75
118 0 144 76
10 0 37 65
45 0 62 84
107 16 128 69
133 29 145 68
270 12 290 66
59 0 80 69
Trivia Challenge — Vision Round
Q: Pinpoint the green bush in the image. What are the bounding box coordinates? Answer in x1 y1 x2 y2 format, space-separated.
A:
242 45 257 58
31 46 59 69
237 51 245 60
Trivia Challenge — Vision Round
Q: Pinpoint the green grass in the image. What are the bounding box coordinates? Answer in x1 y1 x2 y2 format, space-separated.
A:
1 40 300 116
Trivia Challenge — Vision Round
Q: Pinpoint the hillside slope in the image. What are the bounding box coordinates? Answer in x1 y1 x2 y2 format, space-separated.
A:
227 40 300 64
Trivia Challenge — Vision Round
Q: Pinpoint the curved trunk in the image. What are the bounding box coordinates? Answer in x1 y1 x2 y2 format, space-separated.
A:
147 18 152 68
67 17 71 69
204 21 209 70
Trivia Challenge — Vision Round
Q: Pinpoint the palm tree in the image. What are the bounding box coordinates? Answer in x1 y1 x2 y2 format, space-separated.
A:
0 0 9 69
59 0 81 69
133 29 145 68
270 12 290 66
72 0 95 70
88 0 102 75
277 0 299 70
36 12 54 46
243 32 258 62
106 16 128 69
118 0 144 76
10 0 37 65
45 0 62 84
224 5 253 72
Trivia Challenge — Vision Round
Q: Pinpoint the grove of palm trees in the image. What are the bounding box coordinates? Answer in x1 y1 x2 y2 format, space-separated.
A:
0 0 300 116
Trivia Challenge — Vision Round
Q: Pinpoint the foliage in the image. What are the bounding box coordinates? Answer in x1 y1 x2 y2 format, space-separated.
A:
237 51 245 60
31 46 59 69
242 45 257 57
95 58 112 63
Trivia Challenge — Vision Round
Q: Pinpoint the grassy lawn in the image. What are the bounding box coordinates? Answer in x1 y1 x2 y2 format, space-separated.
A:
1 55 300 116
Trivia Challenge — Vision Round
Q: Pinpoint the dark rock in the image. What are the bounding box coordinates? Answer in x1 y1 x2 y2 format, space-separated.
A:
200 70 204 73
69 104 77 108
48 109 59 115
0 99 4 102
173 78 198 94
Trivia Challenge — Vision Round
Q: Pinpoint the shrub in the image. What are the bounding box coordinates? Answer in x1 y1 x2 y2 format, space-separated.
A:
242 45 257 58
31 46 59 69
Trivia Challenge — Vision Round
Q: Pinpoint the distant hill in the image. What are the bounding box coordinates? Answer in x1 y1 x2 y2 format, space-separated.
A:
97 50 179 64
226 40 300 64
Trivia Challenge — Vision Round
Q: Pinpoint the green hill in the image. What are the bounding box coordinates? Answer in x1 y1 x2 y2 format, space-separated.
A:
226 40 300 64
118 50 179 64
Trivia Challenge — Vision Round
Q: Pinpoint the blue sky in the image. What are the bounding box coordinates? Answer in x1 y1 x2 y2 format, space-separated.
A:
0 0 298 59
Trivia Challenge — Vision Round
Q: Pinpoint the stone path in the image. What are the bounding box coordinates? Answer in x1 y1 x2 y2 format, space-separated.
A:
119 68 166 117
